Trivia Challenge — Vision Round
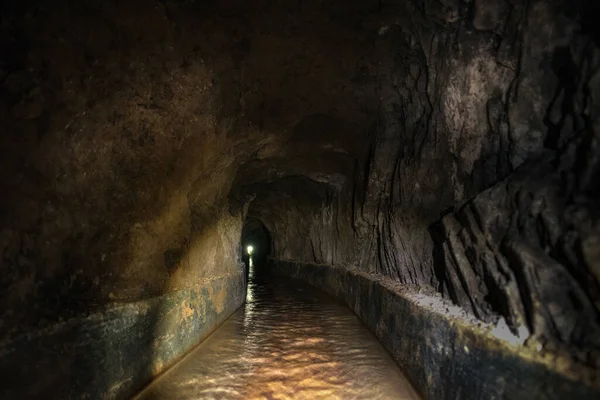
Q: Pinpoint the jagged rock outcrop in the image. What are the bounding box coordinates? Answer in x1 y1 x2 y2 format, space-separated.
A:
432 131 600 365
253 0 600 368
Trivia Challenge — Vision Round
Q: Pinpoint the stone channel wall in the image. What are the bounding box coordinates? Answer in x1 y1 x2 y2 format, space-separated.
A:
270 259 600 400
0 270 245 400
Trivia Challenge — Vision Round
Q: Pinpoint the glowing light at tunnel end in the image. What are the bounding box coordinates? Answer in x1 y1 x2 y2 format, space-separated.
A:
247 245 254 255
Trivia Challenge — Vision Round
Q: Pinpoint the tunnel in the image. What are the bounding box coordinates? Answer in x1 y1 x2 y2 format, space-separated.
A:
1 0 599 399
241 218 272 277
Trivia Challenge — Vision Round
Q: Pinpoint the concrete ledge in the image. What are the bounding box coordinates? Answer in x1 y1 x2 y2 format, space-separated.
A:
270 259 600 400
0 271 246 400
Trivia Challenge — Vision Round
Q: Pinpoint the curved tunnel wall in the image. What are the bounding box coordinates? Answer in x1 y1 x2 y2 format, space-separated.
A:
0 0 599 398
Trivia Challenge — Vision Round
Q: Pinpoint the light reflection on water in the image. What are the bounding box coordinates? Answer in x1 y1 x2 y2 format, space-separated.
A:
136 262 420 400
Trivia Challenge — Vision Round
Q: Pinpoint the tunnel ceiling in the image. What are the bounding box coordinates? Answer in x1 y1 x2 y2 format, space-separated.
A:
1 0 600 374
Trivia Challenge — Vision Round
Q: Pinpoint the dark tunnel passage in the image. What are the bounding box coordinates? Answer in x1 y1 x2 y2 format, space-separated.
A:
241 218 272 278
1 0 600 399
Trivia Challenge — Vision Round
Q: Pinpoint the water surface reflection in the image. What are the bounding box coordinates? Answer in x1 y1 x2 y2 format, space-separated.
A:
136 264 420 399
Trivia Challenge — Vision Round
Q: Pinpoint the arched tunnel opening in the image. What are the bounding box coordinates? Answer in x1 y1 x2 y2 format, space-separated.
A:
1 0 600 399
240 218 272 279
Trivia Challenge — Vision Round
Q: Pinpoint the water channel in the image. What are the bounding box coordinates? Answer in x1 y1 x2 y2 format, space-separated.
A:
136 260 420 400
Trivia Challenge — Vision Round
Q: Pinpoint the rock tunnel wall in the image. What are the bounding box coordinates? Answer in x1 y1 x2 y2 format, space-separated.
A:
260 0 600 375
0 0 390 396
1 0 599 398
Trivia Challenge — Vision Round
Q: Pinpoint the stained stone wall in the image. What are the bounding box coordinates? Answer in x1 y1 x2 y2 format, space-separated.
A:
0 273 245 399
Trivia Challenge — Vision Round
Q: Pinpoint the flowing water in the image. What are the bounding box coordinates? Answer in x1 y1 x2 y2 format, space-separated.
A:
136 264 420 400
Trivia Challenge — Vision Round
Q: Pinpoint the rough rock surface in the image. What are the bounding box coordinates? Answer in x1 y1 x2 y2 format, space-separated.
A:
257 0 600 370
431 133 600 363
1 0 599 397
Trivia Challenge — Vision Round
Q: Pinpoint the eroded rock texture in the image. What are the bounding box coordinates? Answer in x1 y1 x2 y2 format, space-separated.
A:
432 134 600 361
0 0 599 397
255 0 600 368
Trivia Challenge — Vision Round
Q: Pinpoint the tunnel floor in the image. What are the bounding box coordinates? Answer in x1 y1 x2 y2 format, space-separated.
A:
135 263 420 400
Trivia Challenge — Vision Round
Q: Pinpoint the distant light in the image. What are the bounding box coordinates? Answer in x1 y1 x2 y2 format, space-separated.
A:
246 245 254 255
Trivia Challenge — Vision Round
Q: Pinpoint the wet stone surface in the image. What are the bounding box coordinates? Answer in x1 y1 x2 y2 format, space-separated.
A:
0 272 245 400
136 271 419 400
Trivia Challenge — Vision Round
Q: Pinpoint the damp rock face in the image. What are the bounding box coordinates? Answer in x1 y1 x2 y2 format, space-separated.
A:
430 137 600 360
1 0 599 398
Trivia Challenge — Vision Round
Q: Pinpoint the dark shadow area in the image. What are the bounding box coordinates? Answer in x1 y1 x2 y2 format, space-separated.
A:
241 218 272 281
